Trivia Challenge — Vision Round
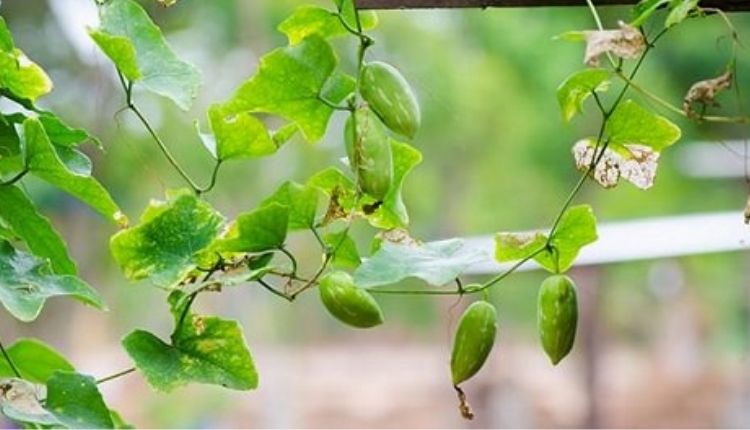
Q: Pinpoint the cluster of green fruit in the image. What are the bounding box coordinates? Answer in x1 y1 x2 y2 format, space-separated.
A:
319 271 580 409
345 61 421 200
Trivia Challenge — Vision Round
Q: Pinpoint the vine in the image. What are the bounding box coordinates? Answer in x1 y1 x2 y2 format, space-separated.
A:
0 0 747 426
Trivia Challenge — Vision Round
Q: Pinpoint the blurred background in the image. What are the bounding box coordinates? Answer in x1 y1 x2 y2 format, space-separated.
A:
2 0 750 427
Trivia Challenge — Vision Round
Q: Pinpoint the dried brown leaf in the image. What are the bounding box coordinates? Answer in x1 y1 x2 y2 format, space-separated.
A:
573 139 660 190
583 22 646 67
683 71 733 118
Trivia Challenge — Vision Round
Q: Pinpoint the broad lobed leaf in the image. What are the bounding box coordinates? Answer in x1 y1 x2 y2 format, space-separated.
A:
122 309 258 392
355 239 485 288
278 4 378 45
495 205 598 273
24 117 125 225
222 36 355 143
0 241 105 322
90 0 201 110
110 190 224 288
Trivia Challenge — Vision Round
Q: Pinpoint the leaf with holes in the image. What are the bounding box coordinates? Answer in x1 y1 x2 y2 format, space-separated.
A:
110 189 224 288
572 100 681 189
355 239 485 288
222 36 355 142
90 0 201 110
0 241 105 322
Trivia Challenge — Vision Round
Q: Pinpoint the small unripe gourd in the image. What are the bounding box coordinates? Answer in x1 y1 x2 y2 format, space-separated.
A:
538 275 578 365
360 61 421 139
344 107 393 200
319 271 384 329
450 301 498 386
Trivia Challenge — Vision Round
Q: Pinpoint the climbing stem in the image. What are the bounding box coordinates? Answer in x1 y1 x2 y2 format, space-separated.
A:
0 339 21 378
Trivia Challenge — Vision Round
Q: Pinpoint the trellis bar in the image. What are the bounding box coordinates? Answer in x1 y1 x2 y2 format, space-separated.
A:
356 0 750 10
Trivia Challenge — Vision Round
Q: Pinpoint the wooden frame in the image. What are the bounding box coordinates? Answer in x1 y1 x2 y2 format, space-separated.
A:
356 0 750 10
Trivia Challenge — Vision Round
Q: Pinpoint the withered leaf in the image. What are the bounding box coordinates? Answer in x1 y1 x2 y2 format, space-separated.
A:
683 71 733 118
583 22 646 67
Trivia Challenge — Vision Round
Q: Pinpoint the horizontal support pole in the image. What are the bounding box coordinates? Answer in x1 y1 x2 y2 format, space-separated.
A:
356 0 750 10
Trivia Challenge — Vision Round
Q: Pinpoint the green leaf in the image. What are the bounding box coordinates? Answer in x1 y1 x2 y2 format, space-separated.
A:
495 231 547 263
631 0 670 27
573 101 681 189
0 241 105 322
536 205 598 272
495 205 598 273
324 230 361 269
88 30 141 81
0 115 23 176
557 69 610 122
0 18 52 103
259 181 318 231
278 5 377 45
665 0 699 27
45 371 114 429
0 17 14 52
0 378 58 426
90 0 201 110
122 315 258 392
204 104 276 161
24 117 125 225
607 100 681 151
366 140 422 229
0 186 76 275
216 203 289 253
39 112 101 148
223 36 354 142
110 190 224 288
271 123 298 148
354 239 485 288
0 338 74 384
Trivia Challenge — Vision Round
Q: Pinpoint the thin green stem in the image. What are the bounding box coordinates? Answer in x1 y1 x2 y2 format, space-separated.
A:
257 278 293 302
0 167 28 187
475 247 547 292
585 0 605 31
369 288 466 296
96 367 136 385
317 94 353 112
0 339 21 378
310 226 328 251
117 72 203 194
176 268 216 332
277 246 298 275
197 160 223 195
585 0 616 67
